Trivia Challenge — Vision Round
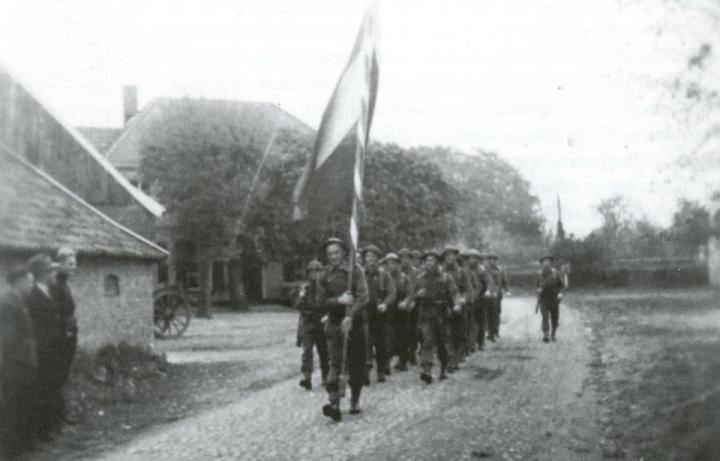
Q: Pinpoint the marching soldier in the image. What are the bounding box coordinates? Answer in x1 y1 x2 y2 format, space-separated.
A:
441 245 472 371
485 254 508 341
414 250 460 384
362 245 396 383
460 250 480 354
296 260 329 390
319 238 368 421
410 249 423 272
398 248 420 365
384 253 414 371
466 250 491 351
536 255 566 343
0 263 38 459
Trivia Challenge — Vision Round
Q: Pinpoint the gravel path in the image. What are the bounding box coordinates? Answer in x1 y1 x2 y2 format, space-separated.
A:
91 298 603 461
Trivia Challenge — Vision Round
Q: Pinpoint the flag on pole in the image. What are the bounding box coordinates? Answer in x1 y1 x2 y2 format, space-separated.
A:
292 5 379 251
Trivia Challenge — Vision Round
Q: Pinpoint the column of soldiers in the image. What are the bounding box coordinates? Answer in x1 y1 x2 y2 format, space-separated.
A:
295 238 528 422
0 250 79 459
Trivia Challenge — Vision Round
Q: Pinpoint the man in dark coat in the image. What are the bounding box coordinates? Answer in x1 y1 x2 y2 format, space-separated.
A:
536 256 566 343
25 254 65 441
0 263 38 459
320 238 369 421
399 248 420 365
50 248 78 424
441 245 473 371
296 260 329 390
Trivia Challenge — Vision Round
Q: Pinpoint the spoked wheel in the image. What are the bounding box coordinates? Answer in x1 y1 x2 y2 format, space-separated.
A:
153 288 191 339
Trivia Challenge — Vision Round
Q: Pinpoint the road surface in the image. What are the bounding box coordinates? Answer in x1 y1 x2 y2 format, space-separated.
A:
92 298 603 460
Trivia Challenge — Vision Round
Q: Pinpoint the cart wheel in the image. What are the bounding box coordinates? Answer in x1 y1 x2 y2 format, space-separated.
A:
154 289 191 339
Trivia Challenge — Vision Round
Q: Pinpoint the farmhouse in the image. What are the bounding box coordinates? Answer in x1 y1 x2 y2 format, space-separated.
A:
81 91 314 303
0 146 167 349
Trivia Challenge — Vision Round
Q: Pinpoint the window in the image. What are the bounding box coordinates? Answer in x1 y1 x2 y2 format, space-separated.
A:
104 274 120 296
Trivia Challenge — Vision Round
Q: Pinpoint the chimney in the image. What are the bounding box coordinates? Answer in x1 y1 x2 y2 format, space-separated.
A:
123 85 138 125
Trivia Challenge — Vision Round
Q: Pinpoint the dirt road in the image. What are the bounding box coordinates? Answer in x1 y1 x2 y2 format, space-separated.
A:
91 298 605 461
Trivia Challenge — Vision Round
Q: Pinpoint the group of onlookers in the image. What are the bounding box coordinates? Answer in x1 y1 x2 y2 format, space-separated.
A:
0 249 78 459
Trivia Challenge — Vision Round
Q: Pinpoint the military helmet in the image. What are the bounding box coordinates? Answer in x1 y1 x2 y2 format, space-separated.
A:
306 259 324 272
362 244 382 257
539 255 554 263
442 244 460 255
397 248 411 257
421 249 442 261
410 249 422 259
384 252 400 262
467 248 482 258
322 237 347 252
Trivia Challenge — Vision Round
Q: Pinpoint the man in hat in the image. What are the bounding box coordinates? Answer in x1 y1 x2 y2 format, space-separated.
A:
441 245 473 370
410 249 423 272
384 253 414 371
295 260 329 390
536 255 565 343
50 247 78 425
25 254 65 441
0 263 39 458
362 244 396 383
399 248 420 365
486 254 509 341
413 250 460 384
319 238 369 421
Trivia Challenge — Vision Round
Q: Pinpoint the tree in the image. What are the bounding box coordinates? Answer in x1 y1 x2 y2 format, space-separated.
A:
670 199 710 256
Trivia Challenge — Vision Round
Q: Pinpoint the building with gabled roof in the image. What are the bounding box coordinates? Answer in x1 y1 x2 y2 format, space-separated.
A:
83 93 314 304
0 144 167 349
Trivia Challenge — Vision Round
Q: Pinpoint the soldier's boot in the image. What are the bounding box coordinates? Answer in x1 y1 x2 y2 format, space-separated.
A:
299 375 312 390
542 334 550 343
551 330 557 342
396 360 408 371
322 403 342 422
420 372 433 384
439 364 448 380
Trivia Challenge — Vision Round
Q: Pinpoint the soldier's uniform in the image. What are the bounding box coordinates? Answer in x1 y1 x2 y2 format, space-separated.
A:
320 244 369 420
385 253 414 371
486 255 508 341
461 250 480 354
296 261 329 390
414 250 459 383
442 245 472 370
399 248 420 365
467 250 491 350
363 245 396 382
536 256 565 342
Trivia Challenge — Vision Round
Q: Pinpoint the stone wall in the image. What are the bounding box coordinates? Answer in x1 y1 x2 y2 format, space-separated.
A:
0 252 156 350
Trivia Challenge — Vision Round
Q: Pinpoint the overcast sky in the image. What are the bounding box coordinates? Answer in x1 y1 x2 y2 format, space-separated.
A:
2 0 719 236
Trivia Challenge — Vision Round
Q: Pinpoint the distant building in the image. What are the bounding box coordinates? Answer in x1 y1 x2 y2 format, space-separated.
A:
0 146 167 349
82 93 314 303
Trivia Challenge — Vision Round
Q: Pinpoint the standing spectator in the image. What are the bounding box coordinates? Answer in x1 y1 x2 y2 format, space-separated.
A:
0 263 38 459
51 247 78 423
25 254 64 442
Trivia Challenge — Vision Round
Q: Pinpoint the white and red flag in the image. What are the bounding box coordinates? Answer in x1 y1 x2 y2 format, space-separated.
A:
292 5 379 251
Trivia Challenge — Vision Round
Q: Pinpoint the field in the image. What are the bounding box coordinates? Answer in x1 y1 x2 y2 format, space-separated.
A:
573 288 720 460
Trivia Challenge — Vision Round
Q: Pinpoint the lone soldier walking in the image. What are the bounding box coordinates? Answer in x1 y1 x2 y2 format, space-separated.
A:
296 260 329 390
319 238 369 421
0 263 38 459
441 245 472 370
414 250 460 384
486 254 508 341
536 255 566 343
362 245 396 383
384 253 414 371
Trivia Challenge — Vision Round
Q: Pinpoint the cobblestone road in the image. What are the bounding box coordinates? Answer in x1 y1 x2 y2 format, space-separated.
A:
91 298 603 461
